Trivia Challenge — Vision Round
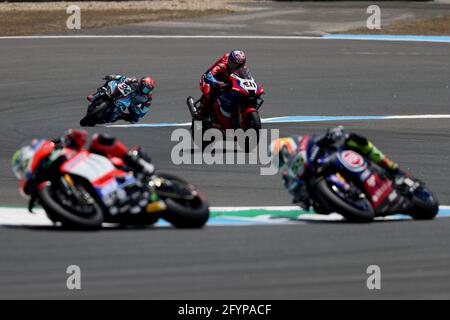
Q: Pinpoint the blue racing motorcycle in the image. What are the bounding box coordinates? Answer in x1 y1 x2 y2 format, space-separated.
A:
298 137 439 222
80 79 133 127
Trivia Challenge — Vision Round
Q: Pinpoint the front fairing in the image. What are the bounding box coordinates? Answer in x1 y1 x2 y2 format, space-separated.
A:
230 71 263 98
218 74 263 118
59 149 138 213
318 148 400 212
107 80 133 110
217 91 244 116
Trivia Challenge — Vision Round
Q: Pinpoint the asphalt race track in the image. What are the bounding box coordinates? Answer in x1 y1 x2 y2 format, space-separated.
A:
0 36 450 299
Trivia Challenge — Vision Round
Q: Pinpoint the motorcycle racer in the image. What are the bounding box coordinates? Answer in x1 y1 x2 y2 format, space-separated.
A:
196 50 248 119
11 129 211 228
269 126 402 211
87 74 155 124
12 129 155 197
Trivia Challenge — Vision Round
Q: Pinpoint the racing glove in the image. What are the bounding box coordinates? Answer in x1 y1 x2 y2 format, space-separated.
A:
214 81 227 90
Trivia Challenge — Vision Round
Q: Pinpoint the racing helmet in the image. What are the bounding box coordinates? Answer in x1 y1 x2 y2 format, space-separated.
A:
321 126 347 147
229 50 246 71
139 76 155 95
11 140 40 180
269 137 298 170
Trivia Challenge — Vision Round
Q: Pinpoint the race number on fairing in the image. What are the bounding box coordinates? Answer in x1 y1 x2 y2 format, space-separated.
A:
118 83 132 96
241 80 257 89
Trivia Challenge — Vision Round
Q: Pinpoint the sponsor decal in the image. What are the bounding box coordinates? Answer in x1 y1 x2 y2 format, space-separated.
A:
338 150 366 172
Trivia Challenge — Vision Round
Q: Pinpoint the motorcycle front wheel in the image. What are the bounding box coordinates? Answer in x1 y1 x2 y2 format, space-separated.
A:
38 176 104 229
243 111 261 152
80 101 112 127
408 185 439 220
315 177 375 222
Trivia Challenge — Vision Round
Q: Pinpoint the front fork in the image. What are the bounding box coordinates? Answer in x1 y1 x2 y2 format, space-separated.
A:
28 181 50 213
232 105 241 130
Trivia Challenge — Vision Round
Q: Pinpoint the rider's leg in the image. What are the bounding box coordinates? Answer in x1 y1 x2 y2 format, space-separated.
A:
120 112 140 124
197 77 215 119
123 104 148 124
346 133 399 173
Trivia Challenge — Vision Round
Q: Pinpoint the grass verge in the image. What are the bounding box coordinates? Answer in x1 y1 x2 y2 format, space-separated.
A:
0 1 244 36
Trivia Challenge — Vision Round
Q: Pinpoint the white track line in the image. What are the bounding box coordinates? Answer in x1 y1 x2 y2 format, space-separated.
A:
0 35 449 44
106 114 450 128
0 206 449 227
0 35 321 40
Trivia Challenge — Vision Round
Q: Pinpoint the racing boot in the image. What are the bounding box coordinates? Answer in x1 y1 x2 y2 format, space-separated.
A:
379 155 399 175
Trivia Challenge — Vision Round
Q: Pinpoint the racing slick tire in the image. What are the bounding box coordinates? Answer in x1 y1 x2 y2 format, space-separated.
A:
80 101 112 127
38 183 104 229
408 187 439 220
315 177 375 223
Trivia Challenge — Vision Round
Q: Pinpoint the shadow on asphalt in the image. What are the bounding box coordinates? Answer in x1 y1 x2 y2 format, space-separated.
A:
0 216 416 232
0 224 183 232
292 217 412 225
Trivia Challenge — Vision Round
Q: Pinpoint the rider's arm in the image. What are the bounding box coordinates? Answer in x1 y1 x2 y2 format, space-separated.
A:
126 94 152 123
103 74 126 82
204 56 228 88
204 70 225 88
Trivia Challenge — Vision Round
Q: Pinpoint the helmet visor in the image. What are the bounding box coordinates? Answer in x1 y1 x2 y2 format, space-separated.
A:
229 60 244 71
142 85 153 95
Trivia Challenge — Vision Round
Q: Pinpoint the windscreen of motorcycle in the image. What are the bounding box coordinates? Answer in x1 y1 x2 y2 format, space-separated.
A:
234 67 252 80
232 68 258 94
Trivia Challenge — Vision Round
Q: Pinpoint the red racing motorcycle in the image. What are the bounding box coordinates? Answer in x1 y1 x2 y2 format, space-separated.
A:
187 68 265 149
12 140 210 229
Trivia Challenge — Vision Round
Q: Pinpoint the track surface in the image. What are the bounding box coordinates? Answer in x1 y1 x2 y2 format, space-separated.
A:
0 36 450 298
